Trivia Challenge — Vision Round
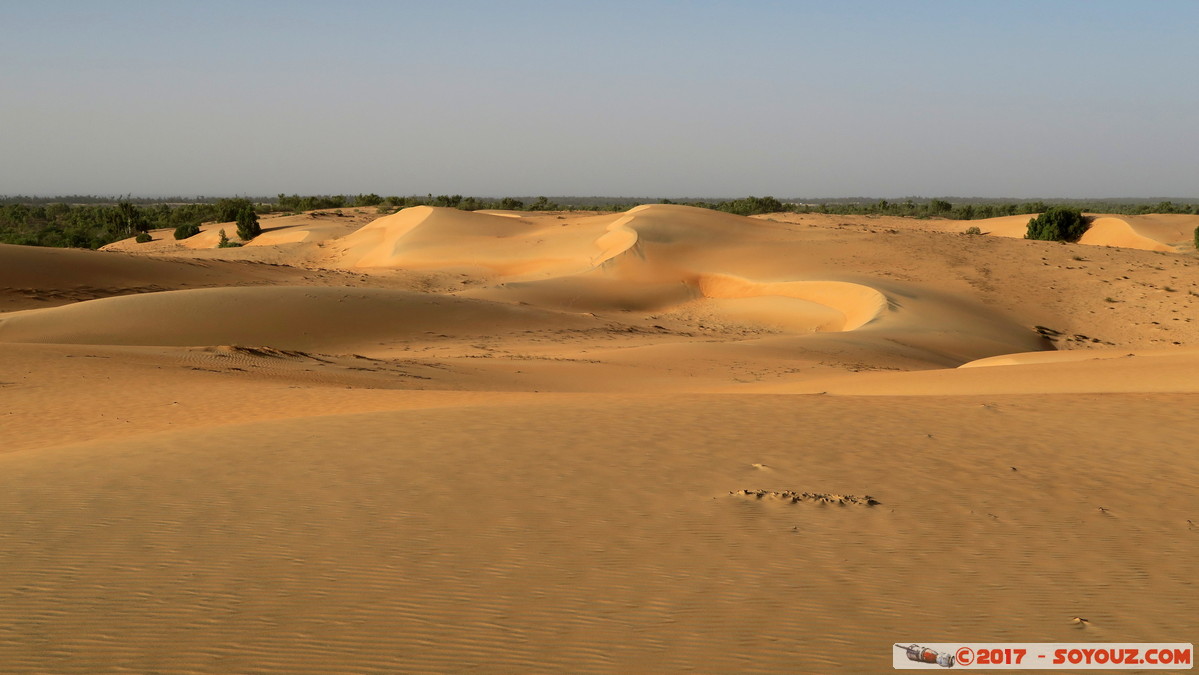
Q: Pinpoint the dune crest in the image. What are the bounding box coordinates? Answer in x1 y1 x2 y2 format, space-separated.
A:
333 206 638 280
1079 216 1174 251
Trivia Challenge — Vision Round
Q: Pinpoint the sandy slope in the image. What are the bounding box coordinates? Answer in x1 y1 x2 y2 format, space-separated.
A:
0 286 598 353
2 204 1198 673
0 243 322 311
3 393 1196 674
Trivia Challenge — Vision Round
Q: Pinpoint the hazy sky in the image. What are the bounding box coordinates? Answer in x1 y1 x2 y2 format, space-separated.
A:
3 0 1197 198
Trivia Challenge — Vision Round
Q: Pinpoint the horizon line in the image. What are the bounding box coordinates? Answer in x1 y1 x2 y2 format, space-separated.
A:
4 194 1199 203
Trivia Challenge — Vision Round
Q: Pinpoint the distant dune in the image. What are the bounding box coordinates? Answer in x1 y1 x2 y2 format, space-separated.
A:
958 212 1194 251
3 203 1198 673
332 205 634 277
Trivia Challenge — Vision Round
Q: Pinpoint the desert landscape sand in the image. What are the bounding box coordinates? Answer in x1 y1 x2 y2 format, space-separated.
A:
2 204 1198 673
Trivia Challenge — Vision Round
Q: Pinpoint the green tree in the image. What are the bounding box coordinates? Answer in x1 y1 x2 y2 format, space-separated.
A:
174 223 201 240
116 201 149 236
431 194 462 208
217 228 242 248
235 207 261 241
718 196 784 215
1025 206 1089 242
215 198 253 222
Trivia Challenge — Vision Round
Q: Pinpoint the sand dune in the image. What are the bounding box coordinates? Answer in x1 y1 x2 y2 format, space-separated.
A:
0 286 595 353
332 206 635 279
966 212 1196 251
2 203 1197 673
0 242 315 311
754 347 1199 395
5 205 1053 368
1079 216 1174 251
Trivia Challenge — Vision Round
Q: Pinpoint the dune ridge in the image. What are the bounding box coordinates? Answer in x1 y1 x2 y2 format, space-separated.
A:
1079 216 1174 251
332 206 637 279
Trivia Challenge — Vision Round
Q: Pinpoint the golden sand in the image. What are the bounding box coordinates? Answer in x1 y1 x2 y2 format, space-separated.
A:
2 204 1197 672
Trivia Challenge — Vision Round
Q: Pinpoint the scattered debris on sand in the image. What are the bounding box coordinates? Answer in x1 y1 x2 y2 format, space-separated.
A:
730 489 881 506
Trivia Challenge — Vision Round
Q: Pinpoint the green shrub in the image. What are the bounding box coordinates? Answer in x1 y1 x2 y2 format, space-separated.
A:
217 228 242 248
135 232 152 243
173 223 201 240
235 207 261 241
964 225 982 235
1025 207 1090 242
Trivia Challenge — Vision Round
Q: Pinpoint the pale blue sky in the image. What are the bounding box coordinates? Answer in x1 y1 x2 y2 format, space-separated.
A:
2 1 1197 197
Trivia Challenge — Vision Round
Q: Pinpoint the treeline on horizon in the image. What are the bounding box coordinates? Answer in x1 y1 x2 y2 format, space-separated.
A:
2 193 1198 250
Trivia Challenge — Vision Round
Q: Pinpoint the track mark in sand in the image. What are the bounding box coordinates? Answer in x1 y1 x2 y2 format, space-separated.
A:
172 345 451 387
218 345 335 363
1035 325 1063 342
731 489 881 506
